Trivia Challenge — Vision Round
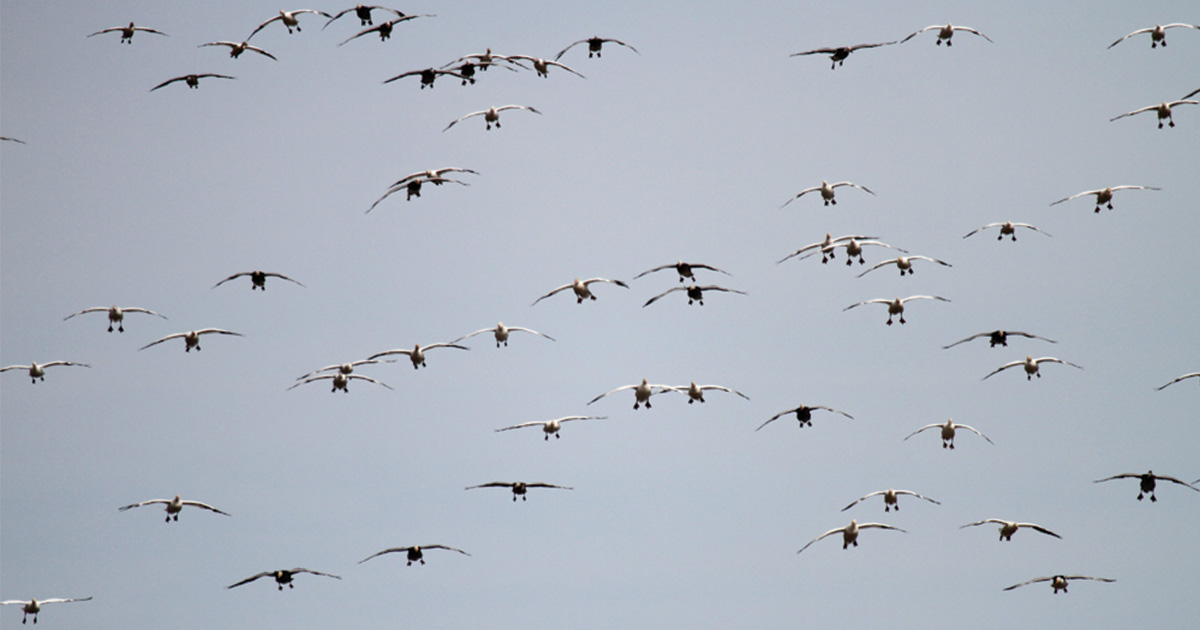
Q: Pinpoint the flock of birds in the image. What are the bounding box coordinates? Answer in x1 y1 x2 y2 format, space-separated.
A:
2 5 1199 625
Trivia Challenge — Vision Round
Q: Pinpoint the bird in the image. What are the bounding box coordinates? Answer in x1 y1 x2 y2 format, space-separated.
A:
819 238 909 267
506 54 585 78
900 24 993 46
642 285 747 307
587 378 678 410
368 176 469 212
337 15 427 45
212 270 305 290
790 41 896 69
324 5 409 28
495 416 606 440
1003 575 1115 594
442 48 528 72
841 489 940 512
1110 100 1197 128
670 381 750 404
118 495 231 522
982 356 1082 381
1049 185 1161 212
960 519 1062 541
288 372 392 393
943 330 1057 349
389 167 479 190
0 597 92 625
1156 372 1200 390
633 261 730 283
532 277 629 306
383 67 470 89
295 359 394 381
87 22 167 43
1093 471 1200 502
367 342 469 369
796 519 905 554
138 328 243 352
555 37 639 60
1 361 90 384
227 568 341 590
63 305 167 333
199 41 277 60
781 180 874 207
247 10 333 39
453 323 555 348
465 481 572 501
962 221 1052 241
358 545 469 566
843 295 950 325
149 74 235 91
777 233 879 264
444 105 542 131
1108 23 1199 49
757 404 853 431
904 418 993 449
856 254 951 278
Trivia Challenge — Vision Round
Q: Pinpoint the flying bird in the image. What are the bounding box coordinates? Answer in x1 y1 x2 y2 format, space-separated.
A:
962 221 1051 241
532 278 629 305
138 328 243 352
118 495 231 522
338 15 428 45
1049 185 1160 212
1 361 90 384
1156 372 1200 390
1003 575 1114 594
777 233 879 264
757 404 853 431
389 168 479 189
670 381 750 404
384 67 470 89
982 355 1082 381
782 180 874 207
506 54 585 78
1108 23 1199 49
942 330 1057 349
63 305 166 332
555 37 639 60
149 74 235 91
642 285 746 307
442 48 528 72
633 261 730 283
227 568 341 590
960 519 1062 541
856 254 951 277
295 358 395 381
288 372 393 393
247 10 333 39
199 41 277 60
358 545 469 566
367 342 469 369
1110 100 1197 128
843 295 950 325
796 519 905 554
324 5 409 28
904 418 993 449
900 24 993 46
368 176 469 211
212 270 305 291
465 481 572 501
443 105 542 131
453 322 555 348
821 238 908 266
0 597 92 625
841 489 940 512
1093 471 1200 502
495 415 606 440
790 41 896 69
588 378 678 410
88 22 167 43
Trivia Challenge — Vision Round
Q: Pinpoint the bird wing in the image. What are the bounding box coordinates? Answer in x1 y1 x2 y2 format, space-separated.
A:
796 527 844 554
37 361 90 369
531 283 574 306
366 186 404 213
27 597 93 605
912 255 952 267
900 295 949 304
421 342 470 352
525 483 573 490
1156 372 1200 390
263 272 305 287
633 263 676 279
195 328 243 338
961 223 1004 238
540 59 586 77
0 365 31 372
583 277 629 289
1008 331 1057 343
815 406 853 419
1049 189 1103 205
843 298 891 311
587 384 636 405
138 332 188 351
780 186 820 208
465 482 514 490
955 423 994 444
857 523 906 532
452 327 497 343
180 500 232 516
495 421 548 432
1109 185 1161 193
246 15 285 41
367 348 414 360
850 41 897 51
498 104 542 115
1108 27 1154 48
121 307 168 319
118 499 170 511
346 374 394 390
840 491 886 511
942 332 991 349
697 384 750 400
856 259 897 277
1155 475 1200 491
149 76 189 91
643 286 684 307
1110 105 1157 122
292 567 341 579
338 24 385 46
1035 357 1083 370
382 69 424 84
443 110 485 132
87 27 125 37
755 409 795 431
956 26 993 42
1002 576 1052 591
959 519 1005 529
899 25 941 43
1092 473 1140 483
903 424 941 440
505 326 556 341
63 307 111 320
212 272 251 288
553 39 589 60
423 544 470 555
226 571 273 589
358 547 409 563
897 490 940 504
789 47 841 57
831 181 875 194
1020 523 1062 538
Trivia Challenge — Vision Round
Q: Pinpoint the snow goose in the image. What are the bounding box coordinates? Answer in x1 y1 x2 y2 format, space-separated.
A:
1049 185 1160 212
856 254 951 277
982 355 1082 381
64 305 166 332
822 238 908 266
384 67 470 89
324 5 408 28
507 54 585 78
634 261 730 283
777 233 879 264
1003 575 1114 594
88 22 167 43
757 404 853 431
782 180 874 208
227 568 341 590
149 73 235 91
288 372 393 392
338 15 428 45
199 41 277 60
359 545 469 566
960 519 1061 541
532 278 629 305
588 378 678 410
295 358 394 381
390 168 479 189
1 361 90 384
943 330 1056 349
1110 100 1197 128
443 48 528 72
212 270 304 291
962 221 1051 241
118 495 231 522
443 104 542 131
555 37 639 60
841 489 940 512
1 598 92 624
642 284 746 307
900 24 993 46
904 418 993 449
247 10 332 39
1156 372 1200 390
796 519 905 554
670 381 750 404
368 176 469 211
1093 470 1200 502
1108 23 1199 49
454 322 555 347
465 481 572 501
790 41 896 69
368 342 468 369
138 328 243 352
496 415 606 440
843 295 949 325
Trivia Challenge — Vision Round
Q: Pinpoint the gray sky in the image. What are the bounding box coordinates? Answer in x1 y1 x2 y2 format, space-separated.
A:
2 1 1198 628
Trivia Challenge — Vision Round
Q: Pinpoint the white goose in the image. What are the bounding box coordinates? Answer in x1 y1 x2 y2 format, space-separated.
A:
443 104 541 131
841 489 940 512
1156 372 1200 390
634 260 730 283
821 238 908 266
1050 185 1160 212
962 221 1051 241
1093 470 1200 502
213 270 305 290
64 305 167 332
1003 575 1114 594
1110 100 1198 128
670 381 750 404
495 415 606 440
368 342 468 369
295 358 394 381
796 519 906 554
790 42 896 69
532 277 629 306
900 24 993 46
1 598 92 625
358 545 469 566
465 481 573 501
389 167 479 189
199 41 277 60
118 495 231 522
247 10 333 39
843 295 949 325
138 328 243 352
982 355 1082 381
781 180 874 208
757 404 853 431
88 22 167 43
555 36 640 60
943 330 1056 349
442 48 527 72
227 568 341 590
1 361 90 384
856 254 951 277
904 418 993 449
1108 23 1199 49
507 54 585 78
288 372 392 393
587 378 678 410
454 322 555 347
642 285 746 307
960 519 1061 541
777 233 879 264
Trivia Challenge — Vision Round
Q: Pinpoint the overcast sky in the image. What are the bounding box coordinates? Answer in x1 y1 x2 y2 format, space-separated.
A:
2 1 1198 628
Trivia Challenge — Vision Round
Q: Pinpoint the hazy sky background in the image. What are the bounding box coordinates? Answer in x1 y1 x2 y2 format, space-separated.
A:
2 1 1198 628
